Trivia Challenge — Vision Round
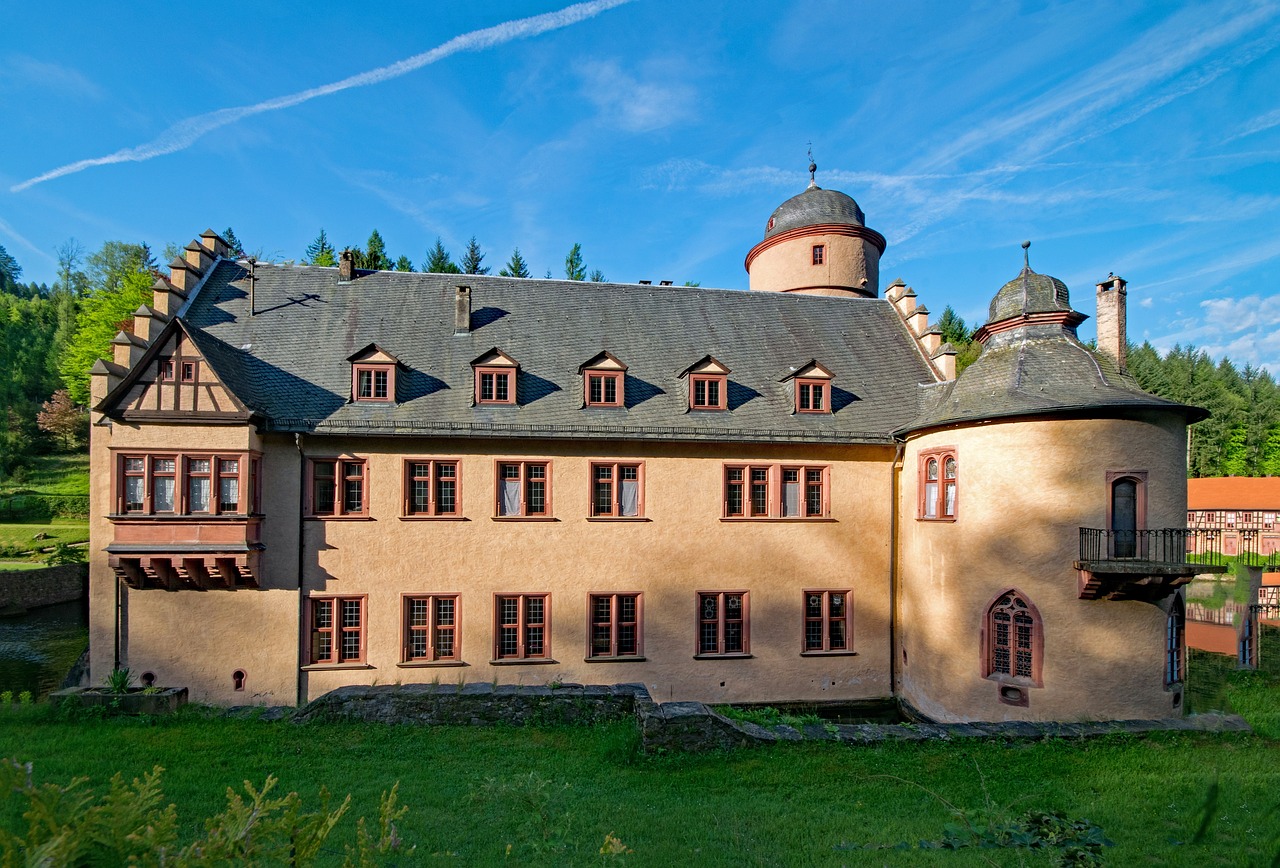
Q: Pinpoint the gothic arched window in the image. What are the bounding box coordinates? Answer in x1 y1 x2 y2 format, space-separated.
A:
983 589 1043 687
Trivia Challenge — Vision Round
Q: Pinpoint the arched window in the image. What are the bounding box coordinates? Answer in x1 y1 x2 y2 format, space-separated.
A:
919 449 957 520
1165 599 1184 686
983 589 1043 687
1106 471 1146 558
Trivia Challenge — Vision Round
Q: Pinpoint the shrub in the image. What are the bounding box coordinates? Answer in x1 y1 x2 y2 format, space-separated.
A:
104 668 134 694
44 542 85 566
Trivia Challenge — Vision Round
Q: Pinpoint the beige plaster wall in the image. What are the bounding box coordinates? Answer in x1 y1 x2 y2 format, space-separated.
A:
294 436 895 705
896 413 1189 722
748 234 881 297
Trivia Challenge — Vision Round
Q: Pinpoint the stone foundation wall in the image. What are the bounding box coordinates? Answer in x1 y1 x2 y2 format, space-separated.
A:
0 563 87 610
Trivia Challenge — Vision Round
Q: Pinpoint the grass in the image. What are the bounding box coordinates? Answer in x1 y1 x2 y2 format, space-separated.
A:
2 681 1279 865
0 561 56 573
0 520 90 550
0 452 89 496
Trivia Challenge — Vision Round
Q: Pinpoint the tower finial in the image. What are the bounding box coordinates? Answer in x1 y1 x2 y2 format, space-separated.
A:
1021 240 1031 270
807 142 816 185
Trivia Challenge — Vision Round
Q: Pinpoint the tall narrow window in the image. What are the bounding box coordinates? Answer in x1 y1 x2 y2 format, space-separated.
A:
187 458 211 513
919 449 957 520
404 595 460 662
803 590 852 653
496 462 550 517
590 463 643 517
152 458 176 513
404 460 460 517
1166 597 1185 686
697 592 748 656
494 594 550 660
310 596 364 665
218 459 240 513
122 457 146 512
181 361 196 382
984 590 1042 686
812 244 825 265
588 593 641 658
310 459 367 517
1111 477 1138 558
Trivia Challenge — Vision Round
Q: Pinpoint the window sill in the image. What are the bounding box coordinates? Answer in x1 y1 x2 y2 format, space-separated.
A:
583 403 626 410
489 658 560 666
687 407 729 413
398 516 469 521
491 516 559 522
693 653 753 660
719 517 836 523
585 516 651 522
397 661 469 668
985 673 1041 689
800 650 858 657
301 663 375 671
584 656 647 663
306 515 374 521
917 517 957 523
109 513 257 521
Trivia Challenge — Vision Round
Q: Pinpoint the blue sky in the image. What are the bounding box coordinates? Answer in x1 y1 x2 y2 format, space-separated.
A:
3 1 1278 372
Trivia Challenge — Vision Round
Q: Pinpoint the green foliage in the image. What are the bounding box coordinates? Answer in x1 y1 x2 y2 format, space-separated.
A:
43 541 86 566
35 389 87 449
104 668 134 694
304 229 336 267
715 705 821 728
0 243 21 291
0 692 10 705
564 243 586 281
422 237 461 274
935 305 971 346
588 268 606 283
471 771 573 856
363 229 391 271
0 494 90 520
16 692 32 706
498 247 531 279
460 236 489 275
58 267 153 405
393 255 414 272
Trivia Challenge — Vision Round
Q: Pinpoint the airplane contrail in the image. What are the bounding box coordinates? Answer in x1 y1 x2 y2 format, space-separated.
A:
11 0 634 192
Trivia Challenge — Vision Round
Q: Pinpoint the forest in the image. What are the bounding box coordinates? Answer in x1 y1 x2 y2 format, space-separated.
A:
0 233 1276 481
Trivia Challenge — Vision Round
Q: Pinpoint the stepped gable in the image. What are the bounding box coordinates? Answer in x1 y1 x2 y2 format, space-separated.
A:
180 260 936 443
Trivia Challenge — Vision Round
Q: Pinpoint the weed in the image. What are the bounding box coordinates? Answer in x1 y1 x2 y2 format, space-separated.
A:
716 705 821 728
104 668 134 694
470 771 573 856
17 691 33 706
0 691 12 705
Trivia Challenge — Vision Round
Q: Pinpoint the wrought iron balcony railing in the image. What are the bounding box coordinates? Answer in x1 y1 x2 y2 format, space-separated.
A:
1078 528 1230 568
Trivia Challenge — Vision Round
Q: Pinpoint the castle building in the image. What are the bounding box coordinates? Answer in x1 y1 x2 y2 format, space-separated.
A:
88 173 1205 721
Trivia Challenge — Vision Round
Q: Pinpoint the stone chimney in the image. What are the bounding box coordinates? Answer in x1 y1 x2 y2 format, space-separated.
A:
1095 274 1127 373
338 250 355 283
133 304 169 344
455 285 471 335
932 342 958 381
200 229 230 259
111 330 147 369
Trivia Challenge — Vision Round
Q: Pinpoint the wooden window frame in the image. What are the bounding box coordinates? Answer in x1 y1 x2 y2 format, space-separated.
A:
307 457 368 518
695 591 750 657
159 359 175 381
589 462 645 518
795 378 830 414
402 593 461 664
801 589 854 654
186 457 213 514
722 464 830 519
114 451 253 517
689 373 727 410
180 361 197 383
475 366 516 405
586 592 644 660
494 460 552 518
584 370 624 408
493 593 551 662
402 459 462 518
150 456 178 513
353 363 395 403
918 448 958 521
1166 597 1185 687
980 588 1043 689
811 244 825 265
1104 470 1147 530
307 595 366 665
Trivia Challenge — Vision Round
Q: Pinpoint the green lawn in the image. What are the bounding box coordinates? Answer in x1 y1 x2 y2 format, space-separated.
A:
2 675 1278 865
0 561 56 572
0 520 89 551
0 452 89 496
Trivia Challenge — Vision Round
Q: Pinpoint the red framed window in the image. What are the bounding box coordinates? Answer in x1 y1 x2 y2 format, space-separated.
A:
496 461 550 517
590 463 643 517
983 589 1042 686
186 458 212 513
690 374 727 410
310 458 367 517
404 460 460 516
151 457 177 512
1166 598 1185 686
812 244 825 265
475 366 515 405
724 465 829 518
804 590 852 653
795 378 830 413
494 593 550 660
404 594 460 662
159 359 175 381
180 361 197 382
354 364 394 402
309 596 365 665
116 452 251 516
697 591 748 656
919 449 958 520
218 459 241 513
585 371 624 407
122 457 146 512
588 593 642 658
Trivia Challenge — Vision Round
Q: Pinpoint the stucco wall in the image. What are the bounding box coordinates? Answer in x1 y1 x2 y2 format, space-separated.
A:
896 412 1188 722
748 234 881 297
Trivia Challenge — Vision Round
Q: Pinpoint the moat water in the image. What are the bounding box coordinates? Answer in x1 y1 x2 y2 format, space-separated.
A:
0 599 88 700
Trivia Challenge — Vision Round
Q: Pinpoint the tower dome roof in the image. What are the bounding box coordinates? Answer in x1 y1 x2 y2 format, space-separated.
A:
764 184 865 239
984 265 1073 326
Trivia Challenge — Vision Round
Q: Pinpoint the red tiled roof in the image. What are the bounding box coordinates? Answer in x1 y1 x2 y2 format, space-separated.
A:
1187 477 1280 509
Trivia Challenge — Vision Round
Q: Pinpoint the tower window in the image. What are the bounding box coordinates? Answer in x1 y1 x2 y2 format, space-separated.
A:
982 589 1043 692
812 245 825 265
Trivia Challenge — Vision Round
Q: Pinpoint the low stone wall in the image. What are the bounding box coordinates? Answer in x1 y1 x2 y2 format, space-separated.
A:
293 682 649 727
636 700 1252 753
0 563 87 610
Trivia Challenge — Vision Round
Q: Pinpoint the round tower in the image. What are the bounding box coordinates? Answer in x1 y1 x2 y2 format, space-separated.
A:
744 161 886 298
893 245 1205 723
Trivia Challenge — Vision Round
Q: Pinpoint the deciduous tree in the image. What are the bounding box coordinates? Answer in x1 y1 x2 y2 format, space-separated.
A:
36 389 87 449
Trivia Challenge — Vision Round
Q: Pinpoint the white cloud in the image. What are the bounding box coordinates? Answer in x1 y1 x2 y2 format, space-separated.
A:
578 59 695 133
0 55 103 99
1225 107 1280 142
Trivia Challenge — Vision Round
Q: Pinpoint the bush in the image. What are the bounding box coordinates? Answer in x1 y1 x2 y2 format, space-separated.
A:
44 542 85 566
0 494 89 521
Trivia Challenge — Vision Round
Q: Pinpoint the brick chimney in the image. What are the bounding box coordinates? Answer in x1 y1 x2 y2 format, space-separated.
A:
455 285 471 335
1095 274 1127 373
338 250 355 283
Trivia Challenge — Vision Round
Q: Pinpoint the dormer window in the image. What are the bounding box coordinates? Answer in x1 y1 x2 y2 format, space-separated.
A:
579 351 627 408
680 356 730 411
782 360 834 415
471 348 519 406
347 344 400 404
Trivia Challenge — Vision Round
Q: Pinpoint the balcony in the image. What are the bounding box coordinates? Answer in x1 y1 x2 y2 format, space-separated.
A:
106 515 263 590
1075 528 1227 602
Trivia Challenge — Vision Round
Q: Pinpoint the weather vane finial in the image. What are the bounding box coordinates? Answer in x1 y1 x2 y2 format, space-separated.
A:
807 142 816 183
1021 240 1031 270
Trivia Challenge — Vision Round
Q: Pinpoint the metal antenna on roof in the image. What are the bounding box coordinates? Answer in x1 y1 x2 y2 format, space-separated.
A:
1021 240 1031 271
247 257 257 317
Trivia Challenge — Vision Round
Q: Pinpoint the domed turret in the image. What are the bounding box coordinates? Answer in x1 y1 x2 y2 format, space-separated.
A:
745 161 886 298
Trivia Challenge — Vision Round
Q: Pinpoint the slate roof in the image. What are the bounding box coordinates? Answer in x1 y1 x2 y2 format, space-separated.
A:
176 260 939 444
985 266 1074 324
764 184 867 238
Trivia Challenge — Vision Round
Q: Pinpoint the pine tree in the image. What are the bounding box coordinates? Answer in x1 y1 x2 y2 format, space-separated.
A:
305 230 337 267
364 229 392 271
222 227 245 258
394 255 415 272
422 238 461 274
461 236 489 275
588 269 606 283
564 243 586 281
936 306 971 346
0 243 22 292
498 248 531 279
